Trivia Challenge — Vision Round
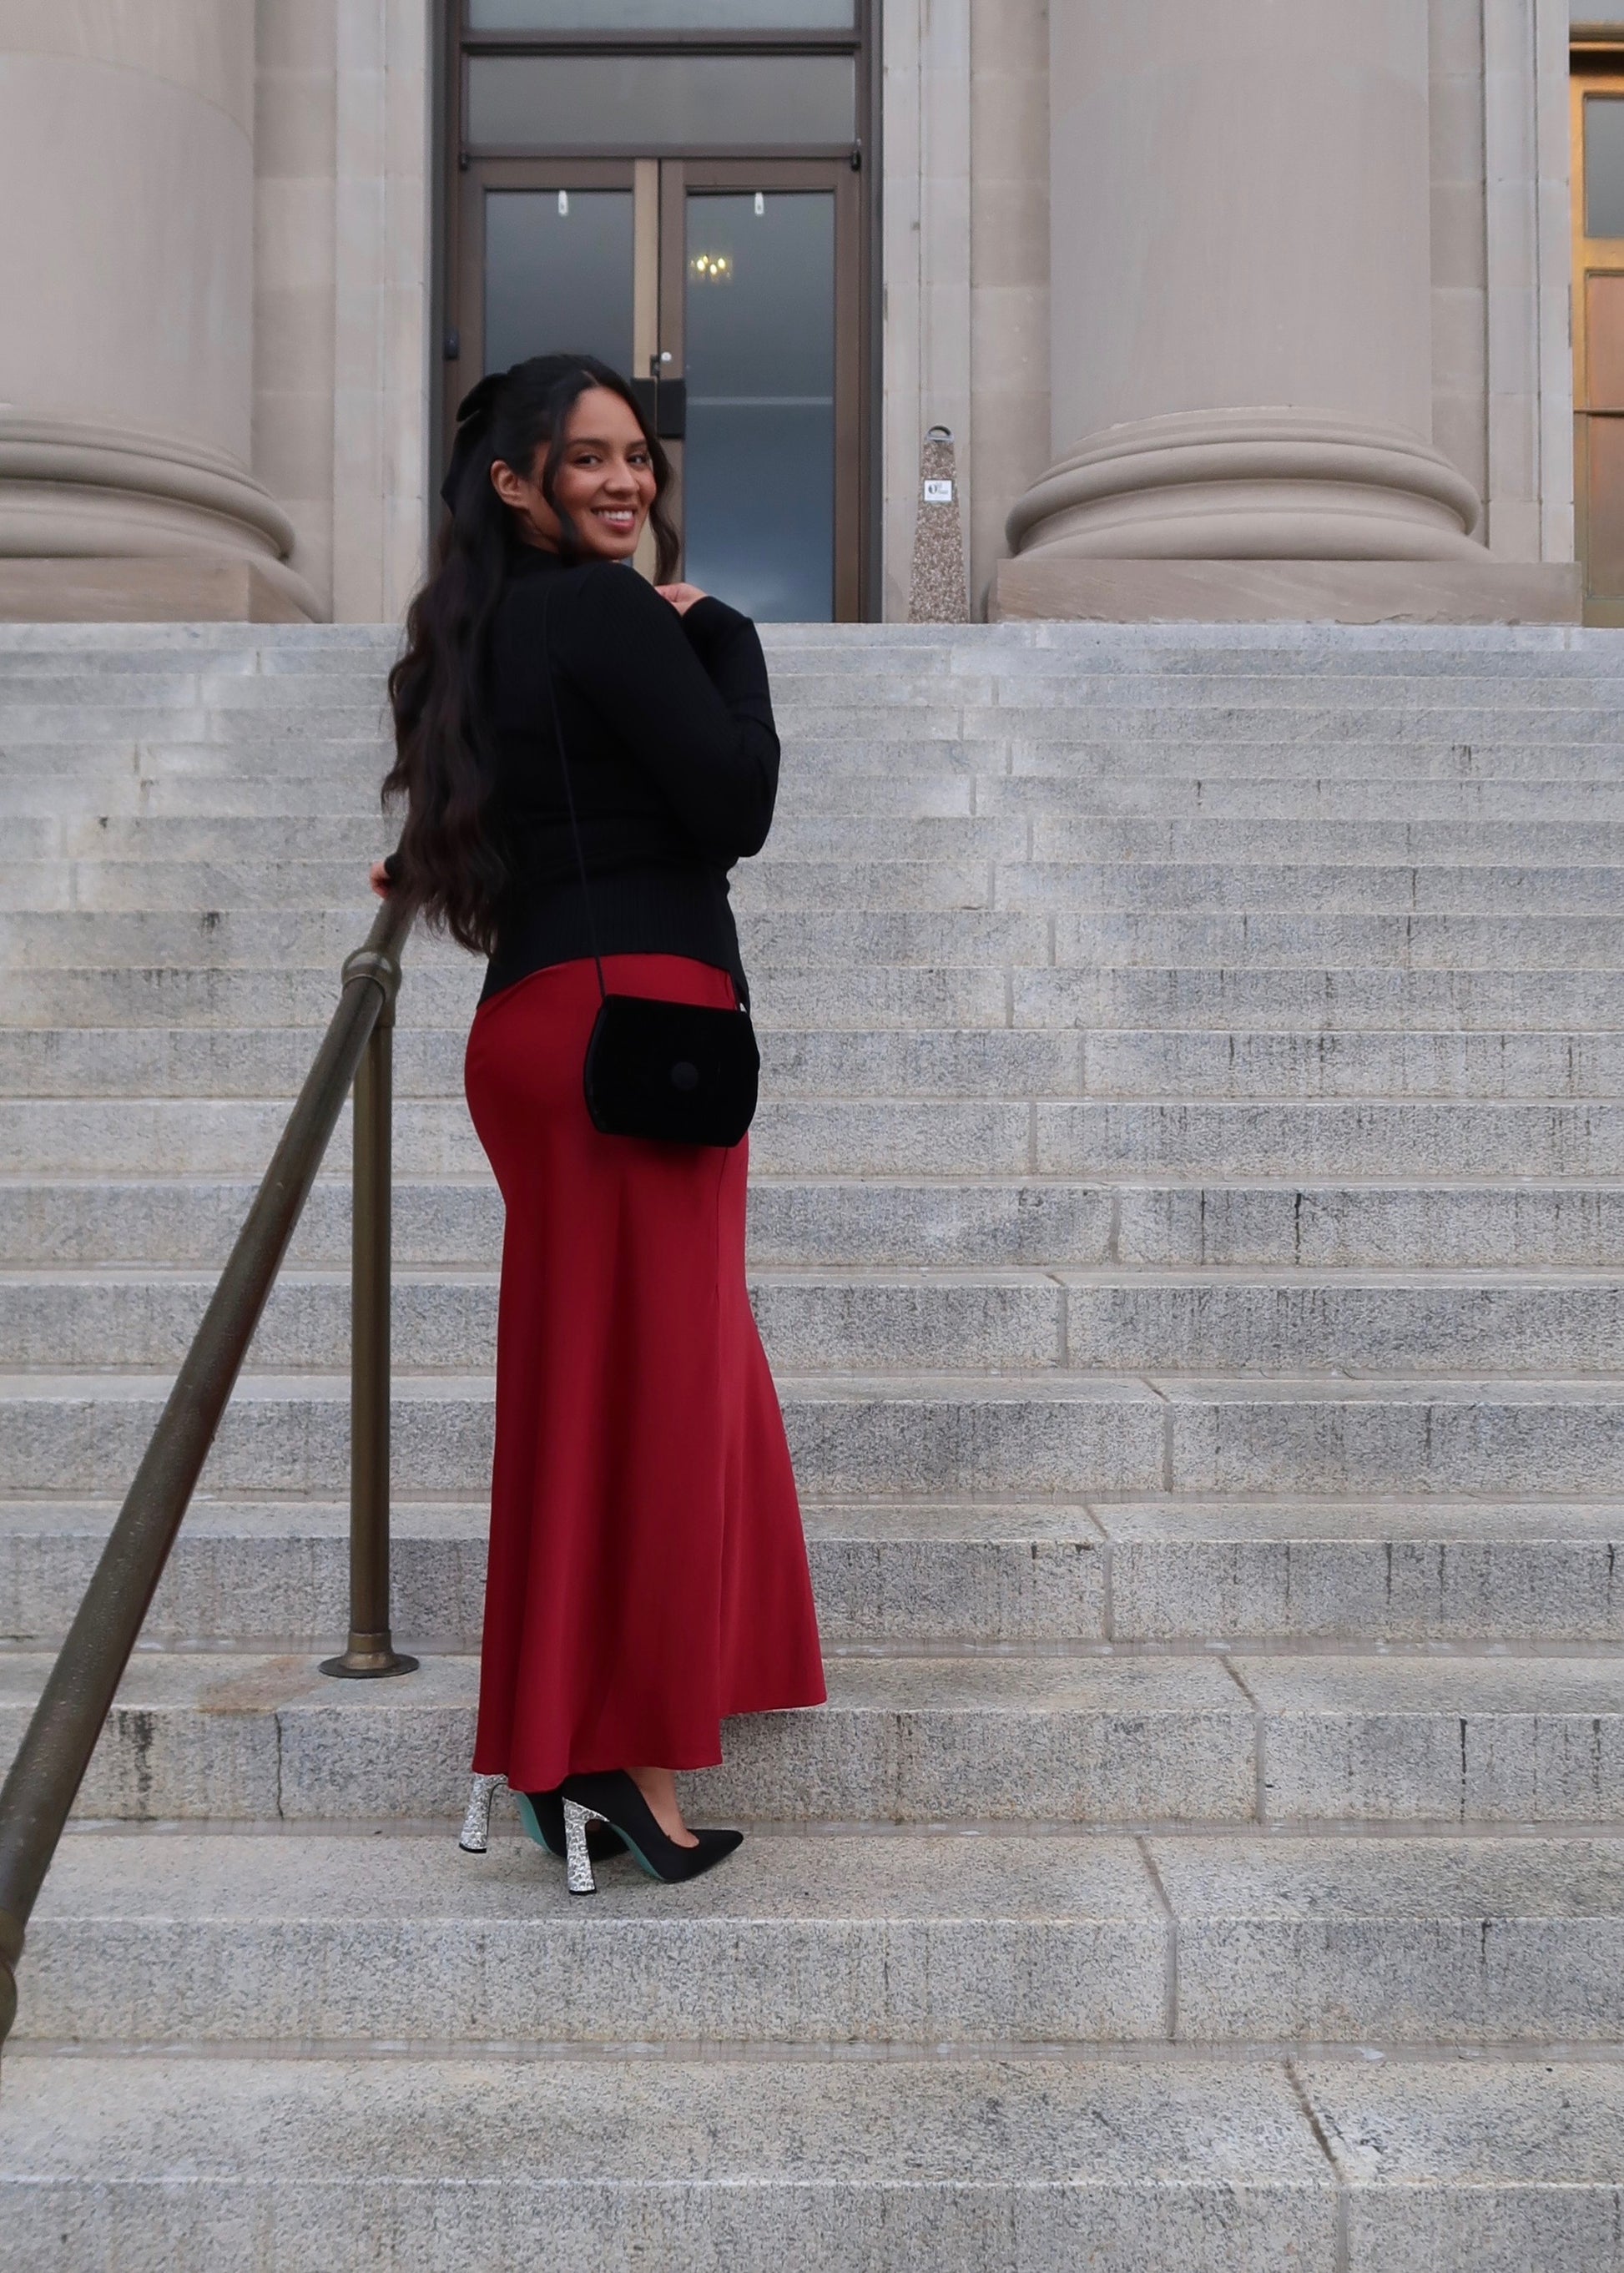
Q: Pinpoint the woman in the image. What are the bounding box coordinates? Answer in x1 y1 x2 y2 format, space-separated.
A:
378 353 825 1891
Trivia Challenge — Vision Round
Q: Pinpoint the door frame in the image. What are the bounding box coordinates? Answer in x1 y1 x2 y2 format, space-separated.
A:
1572 51 1624 625
437 3 877 617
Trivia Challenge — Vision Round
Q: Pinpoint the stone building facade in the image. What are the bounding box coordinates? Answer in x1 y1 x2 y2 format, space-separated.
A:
0 2 1604 625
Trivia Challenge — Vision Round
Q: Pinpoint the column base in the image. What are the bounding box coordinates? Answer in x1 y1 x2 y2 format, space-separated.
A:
0 416 322 622
0 557 317 625
989 556 1581 627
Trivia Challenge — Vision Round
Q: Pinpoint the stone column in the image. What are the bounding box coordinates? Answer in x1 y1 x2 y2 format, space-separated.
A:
993 0 1574 622
0 5 316 620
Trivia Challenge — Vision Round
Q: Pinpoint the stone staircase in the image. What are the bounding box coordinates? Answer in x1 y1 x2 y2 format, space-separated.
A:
2 617 1623 2268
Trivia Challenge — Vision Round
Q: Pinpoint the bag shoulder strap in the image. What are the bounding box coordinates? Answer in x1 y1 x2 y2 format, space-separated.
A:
539 582 608 1005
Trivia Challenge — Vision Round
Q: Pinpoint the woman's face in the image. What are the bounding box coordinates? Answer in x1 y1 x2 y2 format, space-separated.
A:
492 386 657 561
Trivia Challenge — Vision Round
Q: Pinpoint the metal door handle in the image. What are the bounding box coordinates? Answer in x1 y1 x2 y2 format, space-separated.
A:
631 371 686 441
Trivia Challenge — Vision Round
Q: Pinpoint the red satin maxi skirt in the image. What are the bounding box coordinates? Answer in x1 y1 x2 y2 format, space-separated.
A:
463 953 826 1793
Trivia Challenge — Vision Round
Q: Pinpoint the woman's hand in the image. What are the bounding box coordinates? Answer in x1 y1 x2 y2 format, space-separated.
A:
370 859 392 899
655 582 708 616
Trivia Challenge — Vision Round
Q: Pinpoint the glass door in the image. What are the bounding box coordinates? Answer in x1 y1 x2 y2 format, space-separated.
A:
682 189 834 617
448 154 861 618
456 159 655 397
661 159 860 620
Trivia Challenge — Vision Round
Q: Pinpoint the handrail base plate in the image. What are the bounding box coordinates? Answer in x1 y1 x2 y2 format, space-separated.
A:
319 1646 421 1681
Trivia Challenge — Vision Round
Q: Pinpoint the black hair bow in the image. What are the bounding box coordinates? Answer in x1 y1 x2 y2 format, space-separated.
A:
439 370 509 512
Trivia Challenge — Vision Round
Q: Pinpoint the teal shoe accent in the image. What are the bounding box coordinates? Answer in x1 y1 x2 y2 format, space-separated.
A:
515 1787 628 1864
513 1791 557 1855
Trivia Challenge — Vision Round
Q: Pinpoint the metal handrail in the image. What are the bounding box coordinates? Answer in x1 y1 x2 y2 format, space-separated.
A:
0 891 416 2051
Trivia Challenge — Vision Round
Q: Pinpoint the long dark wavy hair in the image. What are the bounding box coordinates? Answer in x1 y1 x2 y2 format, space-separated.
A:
385 354 678 955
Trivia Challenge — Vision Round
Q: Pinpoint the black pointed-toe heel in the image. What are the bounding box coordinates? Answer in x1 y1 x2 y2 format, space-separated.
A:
556 1769 743 1896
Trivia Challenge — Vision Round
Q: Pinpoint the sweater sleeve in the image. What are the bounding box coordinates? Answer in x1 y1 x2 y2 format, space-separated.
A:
678 592 759 675
560 567 779 862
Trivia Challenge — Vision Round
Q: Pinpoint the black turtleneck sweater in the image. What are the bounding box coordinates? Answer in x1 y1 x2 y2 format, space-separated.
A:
476 547 779 1004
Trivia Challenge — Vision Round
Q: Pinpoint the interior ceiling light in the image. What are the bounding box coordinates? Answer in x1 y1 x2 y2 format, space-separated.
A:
691 251 734 281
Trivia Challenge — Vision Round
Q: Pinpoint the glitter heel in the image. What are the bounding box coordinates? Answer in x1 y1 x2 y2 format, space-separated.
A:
562 1797 603 1894
557 1770 743 1892
458 1772 504 1853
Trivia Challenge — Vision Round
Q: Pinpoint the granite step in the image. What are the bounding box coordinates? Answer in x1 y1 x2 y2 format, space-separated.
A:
9 717 1624 779
0 1024 1094 1101
16 850 1624 922
966 706 1624 749
11 899 1624 981
22 658 1624 709
41 810 1034 864
10 1827 1624 2050
994 859 1624 915
8 961 1624 1036
23 1018 1624 1106
0 1647 1258 1825
1011 965 1624 1031
10 630 1613 673
3 1494 1113 1650
10 1827 1175 2048
0 610 1612 655
4 1496 1620 1652
0 1367 1618 1498
0 761 989 821
1070 1029 1624 1101
9 1174 1622 1273
1030 814 1624 861
1085 1497 1624 1642
998 735 1624 778
1048 910 1624 966
0 712 394 755
5 2051 1624 2273
2 854 1016 916
13 764 1624 829
9 1094 1624 1179
3 1265 1621 1377
13 676 1624 734
4 1646 1624 1825
2 961 1006 1031
0 905 1057 970
31 808 1624 865
0 2052 1327 2273
977 772 1624 819
1028 1098 1624 1178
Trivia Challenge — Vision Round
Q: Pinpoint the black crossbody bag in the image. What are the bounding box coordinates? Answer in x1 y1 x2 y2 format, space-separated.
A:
540 591 760 1148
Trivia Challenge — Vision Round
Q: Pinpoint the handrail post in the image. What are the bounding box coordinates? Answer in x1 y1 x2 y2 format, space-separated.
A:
320 944 416 1681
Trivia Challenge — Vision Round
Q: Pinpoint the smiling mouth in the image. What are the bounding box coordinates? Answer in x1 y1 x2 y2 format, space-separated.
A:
593 507 638 528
